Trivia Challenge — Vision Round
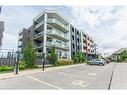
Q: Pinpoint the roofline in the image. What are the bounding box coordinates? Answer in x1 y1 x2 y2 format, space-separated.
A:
33 9 70 24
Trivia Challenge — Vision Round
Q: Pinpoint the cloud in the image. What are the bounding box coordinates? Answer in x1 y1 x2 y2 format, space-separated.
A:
1 6 44 50
1 6 71 51
2 33 18 50
70 6 127 56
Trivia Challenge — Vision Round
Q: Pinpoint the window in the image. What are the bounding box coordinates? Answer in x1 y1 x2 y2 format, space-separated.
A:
72 27 74 32
72 35 74 40
78 46 80 50
28 30 30 33
77 38 79 42
77 31 79 35
72 44 75 49
72 52 75 56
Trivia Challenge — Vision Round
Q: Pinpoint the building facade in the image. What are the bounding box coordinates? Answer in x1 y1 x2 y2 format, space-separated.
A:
81 31 97 60
18 9 71 59
0 6 4 49
70 25 82 57
111 48 127 61
18 9 97 60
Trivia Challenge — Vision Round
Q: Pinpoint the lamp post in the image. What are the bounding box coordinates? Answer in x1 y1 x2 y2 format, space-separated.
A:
15 51 20 75
42 53 45 71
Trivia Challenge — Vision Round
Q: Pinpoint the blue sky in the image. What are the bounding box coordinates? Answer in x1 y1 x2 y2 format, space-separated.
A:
1 6 127 56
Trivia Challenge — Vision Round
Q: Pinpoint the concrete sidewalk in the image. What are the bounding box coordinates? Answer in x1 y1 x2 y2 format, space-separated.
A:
0 63 85 80
110 63 127 89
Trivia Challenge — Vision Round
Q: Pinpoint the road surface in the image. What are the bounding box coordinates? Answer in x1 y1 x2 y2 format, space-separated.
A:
0 62 126 89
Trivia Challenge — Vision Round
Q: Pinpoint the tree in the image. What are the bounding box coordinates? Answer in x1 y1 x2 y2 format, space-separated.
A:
72 51 86 63
47 47 58 66
23 38 37 68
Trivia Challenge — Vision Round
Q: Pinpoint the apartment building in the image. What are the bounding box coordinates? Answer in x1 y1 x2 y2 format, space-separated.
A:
111 48 127 61
70 25 82 57
18 9 71 59
81 31 96 60
0 6 4 48
18 9 97 60
18 26 34 53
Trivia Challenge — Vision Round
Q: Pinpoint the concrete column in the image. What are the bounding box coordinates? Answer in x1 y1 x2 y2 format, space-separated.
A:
80 31 83 52
68 24 71 59
43 13 47 58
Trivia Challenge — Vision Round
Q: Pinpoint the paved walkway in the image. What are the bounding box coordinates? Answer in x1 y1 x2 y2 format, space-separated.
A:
0 63 85 80
110 63 127 89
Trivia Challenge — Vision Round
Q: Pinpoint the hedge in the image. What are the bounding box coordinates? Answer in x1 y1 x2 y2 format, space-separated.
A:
0 66 13 72
56 59 74 66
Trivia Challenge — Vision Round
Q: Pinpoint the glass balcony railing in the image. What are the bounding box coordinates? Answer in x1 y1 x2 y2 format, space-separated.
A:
34 43 43 48
35 21 44 29
47 19 69 31
18 42 22 46
47 29 69 40
18 35 23 39
34 31 43 38
46 41 69 49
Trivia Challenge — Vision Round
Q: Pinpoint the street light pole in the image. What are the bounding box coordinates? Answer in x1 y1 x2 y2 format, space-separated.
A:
15 51 20 74
42 53 45 71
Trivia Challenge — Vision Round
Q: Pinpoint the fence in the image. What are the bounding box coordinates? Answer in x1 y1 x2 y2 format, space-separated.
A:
0 49 17 66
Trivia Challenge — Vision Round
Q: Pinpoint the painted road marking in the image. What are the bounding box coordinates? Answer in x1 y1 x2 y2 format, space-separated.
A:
58 72 96 80
72 80 89 87
88 73 97 76
26 75 63 90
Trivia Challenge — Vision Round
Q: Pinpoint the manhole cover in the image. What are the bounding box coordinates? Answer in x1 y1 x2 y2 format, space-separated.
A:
72 80 89 87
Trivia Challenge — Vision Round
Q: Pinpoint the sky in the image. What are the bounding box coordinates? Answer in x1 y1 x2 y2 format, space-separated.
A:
1 6 127 56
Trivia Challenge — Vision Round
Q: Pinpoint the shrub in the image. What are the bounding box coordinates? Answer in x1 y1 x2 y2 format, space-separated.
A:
18 60 38 70
56 59 74 66
0 66 13 71
19 61 26 70
47 47 58 66
72 52 86 63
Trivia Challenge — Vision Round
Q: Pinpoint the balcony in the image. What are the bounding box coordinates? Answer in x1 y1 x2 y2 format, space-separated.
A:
46 41 69 51
34 31 44 41
34 21 44 31
18 35 23 41
47 18 69 32
47 29 69 41
18 42 22 47
34 43 43 49
36 52 44 56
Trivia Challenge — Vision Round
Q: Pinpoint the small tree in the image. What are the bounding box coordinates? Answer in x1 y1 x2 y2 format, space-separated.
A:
23 38 37 68
72 52 86 63
47 47 58 66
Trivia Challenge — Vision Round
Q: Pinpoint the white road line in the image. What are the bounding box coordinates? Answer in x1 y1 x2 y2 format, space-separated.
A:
58 72 96 80
26 75 63 90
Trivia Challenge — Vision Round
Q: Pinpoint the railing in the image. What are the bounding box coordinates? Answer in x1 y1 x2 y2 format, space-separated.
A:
35 21 44 29
34 43 43 48
34 31 43 38
47 29 68 40
47 18 69 31
18 35 23 39
46 41 69 49
18 42 22 46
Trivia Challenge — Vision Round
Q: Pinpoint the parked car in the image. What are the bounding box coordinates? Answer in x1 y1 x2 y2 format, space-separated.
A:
87 59 106 66
105 59 110 64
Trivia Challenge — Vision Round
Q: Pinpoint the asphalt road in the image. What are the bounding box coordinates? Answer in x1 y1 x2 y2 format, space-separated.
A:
0 62 126 90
